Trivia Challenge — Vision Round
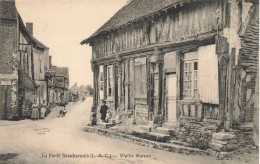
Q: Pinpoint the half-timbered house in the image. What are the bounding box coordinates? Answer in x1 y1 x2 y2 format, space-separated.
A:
81 0 259 149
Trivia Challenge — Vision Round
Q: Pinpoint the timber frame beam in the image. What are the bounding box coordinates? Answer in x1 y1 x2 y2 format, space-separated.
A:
92 32 217 66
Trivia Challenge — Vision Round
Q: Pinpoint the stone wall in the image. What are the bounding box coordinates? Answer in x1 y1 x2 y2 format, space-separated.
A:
0 0 19 120
175 117 222 150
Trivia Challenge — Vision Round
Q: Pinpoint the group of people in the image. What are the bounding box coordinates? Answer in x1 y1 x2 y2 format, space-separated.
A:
58 106 67 117
31 104 48 121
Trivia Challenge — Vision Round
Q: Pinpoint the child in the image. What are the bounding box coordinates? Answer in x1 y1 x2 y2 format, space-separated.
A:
62 106 67 117
100 100 108 122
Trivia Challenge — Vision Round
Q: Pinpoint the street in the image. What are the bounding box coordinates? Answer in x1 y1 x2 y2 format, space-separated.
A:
0 98 258 164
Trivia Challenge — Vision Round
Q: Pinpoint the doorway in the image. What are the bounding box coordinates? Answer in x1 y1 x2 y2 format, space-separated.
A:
166 74 177 123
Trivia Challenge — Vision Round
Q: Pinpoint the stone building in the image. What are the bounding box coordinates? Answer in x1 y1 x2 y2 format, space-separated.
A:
48 66 69 106
69 82 89 100
26 23 50 108
0 0 51 119
81 0 259 151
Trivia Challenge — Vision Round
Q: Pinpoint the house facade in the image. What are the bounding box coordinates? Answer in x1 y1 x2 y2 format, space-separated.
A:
82 0 259 149
0 0 52 119
48 66 69 106
0 1 36 119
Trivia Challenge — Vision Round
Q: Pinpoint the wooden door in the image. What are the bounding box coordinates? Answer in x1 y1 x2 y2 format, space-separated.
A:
167 74 177 122
0 86 5 119
153 74 159 116
0 86 11 120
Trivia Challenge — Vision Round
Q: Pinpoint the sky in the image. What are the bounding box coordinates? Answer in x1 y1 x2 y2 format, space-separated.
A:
16 0 127 87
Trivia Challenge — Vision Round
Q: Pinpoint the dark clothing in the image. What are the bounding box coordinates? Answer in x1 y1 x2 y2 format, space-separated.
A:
100 105 108 120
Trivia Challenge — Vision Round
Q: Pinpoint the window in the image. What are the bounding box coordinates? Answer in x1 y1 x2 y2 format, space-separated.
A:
40 58 42 73
100 72 104 91
183 52 199 99
41 85 44 97
153 74 159 96
19 53 22 66
107 65 113 97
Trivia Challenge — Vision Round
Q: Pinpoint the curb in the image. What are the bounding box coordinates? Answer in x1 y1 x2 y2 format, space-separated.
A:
84 126 209 156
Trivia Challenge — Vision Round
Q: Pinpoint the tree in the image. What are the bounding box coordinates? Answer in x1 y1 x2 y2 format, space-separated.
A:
86 85 94 96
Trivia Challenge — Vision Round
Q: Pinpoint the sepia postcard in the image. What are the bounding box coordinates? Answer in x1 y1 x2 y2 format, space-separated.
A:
0 0 259 163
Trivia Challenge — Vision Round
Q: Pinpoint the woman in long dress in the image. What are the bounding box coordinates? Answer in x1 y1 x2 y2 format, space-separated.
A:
40 105 46 119
31 104 39 120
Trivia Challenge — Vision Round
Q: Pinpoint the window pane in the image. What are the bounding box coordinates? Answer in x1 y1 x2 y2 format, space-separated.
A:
194 62 198 70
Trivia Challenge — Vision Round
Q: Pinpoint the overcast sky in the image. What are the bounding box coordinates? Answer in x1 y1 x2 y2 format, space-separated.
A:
16 0 127 87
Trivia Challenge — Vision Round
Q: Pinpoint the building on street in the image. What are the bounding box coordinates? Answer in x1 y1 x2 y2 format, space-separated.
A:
0 0 70 120
81 0 259 152
48 66 69 106
69 82 89 101
0 0 48 119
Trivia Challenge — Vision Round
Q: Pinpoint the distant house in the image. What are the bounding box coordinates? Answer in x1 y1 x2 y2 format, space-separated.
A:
81 0 259 149
69 82 89 101
48 66 69 106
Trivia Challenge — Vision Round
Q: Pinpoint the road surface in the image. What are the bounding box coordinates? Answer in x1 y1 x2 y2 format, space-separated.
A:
0 98 258 164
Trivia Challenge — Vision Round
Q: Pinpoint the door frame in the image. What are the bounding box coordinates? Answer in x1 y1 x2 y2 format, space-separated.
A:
165 73 177 123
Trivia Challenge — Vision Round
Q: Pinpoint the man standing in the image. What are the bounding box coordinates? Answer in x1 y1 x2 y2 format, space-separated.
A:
100 100 108 122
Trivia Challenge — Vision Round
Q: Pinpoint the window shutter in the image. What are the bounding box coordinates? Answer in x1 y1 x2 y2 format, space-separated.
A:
198 44 219 104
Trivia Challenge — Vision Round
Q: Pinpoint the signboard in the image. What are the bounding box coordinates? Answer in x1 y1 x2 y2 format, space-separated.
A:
1 80 12 85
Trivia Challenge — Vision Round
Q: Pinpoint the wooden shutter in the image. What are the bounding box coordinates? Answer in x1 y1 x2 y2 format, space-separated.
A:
135 58 147 99
198 44 219 104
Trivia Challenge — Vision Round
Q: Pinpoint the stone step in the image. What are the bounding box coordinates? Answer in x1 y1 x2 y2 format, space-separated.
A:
146 132 171 142
134 125 152 133
108 119 116 124
132 129 149 138
162 122 178 130
84 126 208 156
99 122 116 129
132 128 171 142
152 127 175 136
169 139 191 147
212 132 235 141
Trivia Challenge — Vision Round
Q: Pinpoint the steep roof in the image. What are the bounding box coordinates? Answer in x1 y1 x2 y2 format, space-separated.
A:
51 66 69 78
18 14 48 50
81 0 190 44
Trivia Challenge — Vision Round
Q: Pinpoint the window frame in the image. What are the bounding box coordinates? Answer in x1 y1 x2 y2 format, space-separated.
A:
107 65 114 98
183 52 199 100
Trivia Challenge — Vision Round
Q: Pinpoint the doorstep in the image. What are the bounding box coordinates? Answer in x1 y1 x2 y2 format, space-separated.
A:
84 125 208 156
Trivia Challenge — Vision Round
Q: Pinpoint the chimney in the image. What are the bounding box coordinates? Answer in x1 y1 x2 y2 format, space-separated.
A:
26 22 33 35
127 0 132 5
0 0 16 19
49 56 52 69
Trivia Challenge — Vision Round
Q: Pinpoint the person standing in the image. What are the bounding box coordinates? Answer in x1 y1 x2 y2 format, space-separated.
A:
31 104 39 121
40 102 47 119
100 100 108 122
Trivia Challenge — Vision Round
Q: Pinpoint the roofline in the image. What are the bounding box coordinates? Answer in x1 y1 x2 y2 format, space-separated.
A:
80 0 195 45
18 13 49 50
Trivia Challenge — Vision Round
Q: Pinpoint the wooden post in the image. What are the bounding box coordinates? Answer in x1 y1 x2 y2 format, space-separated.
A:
129 58 135 109
103 65 107 100
124 59 129 110
227 48 236 128
176 51 182 119
113 61 118 115
155 47 164 115
216 36 229 124
147 56 152 121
